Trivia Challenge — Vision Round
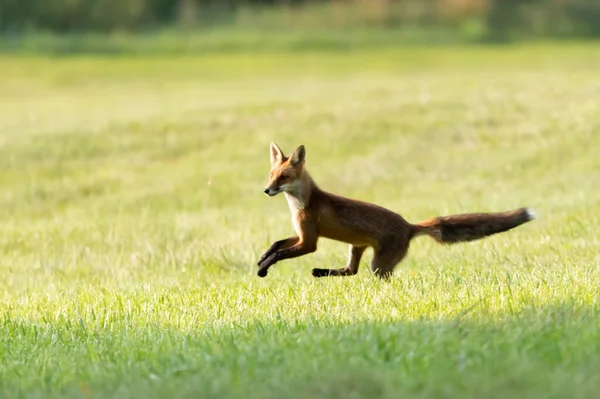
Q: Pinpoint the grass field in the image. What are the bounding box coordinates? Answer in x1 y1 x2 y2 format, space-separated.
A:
1 43 599 399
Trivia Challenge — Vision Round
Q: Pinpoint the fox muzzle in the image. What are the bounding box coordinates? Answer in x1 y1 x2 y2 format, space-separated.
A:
264 187 280 197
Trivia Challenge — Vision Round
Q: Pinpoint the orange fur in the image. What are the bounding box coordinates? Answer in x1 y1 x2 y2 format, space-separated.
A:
258 143 536 278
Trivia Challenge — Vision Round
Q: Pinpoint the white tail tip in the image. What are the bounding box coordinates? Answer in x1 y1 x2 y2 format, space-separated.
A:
525 208 538 220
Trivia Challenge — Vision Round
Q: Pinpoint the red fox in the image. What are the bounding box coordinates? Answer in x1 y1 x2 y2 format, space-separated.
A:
257 142 536 279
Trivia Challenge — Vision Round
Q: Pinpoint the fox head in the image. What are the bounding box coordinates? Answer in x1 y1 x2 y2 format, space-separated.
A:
264 142 306 197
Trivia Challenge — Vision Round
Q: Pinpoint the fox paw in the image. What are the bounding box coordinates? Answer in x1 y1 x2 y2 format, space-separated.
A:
257 268 268 278
257 254 270 266
258 254 277 270
311 268 329 278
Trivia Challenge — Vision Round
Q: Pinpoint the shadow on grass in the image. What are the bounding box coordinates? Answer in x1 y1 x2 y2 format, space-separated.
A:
2 302 600 399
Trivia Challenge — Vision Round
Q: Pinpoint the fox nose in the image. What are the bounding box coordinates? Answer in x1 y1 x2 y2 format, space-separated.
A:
264 188 270 194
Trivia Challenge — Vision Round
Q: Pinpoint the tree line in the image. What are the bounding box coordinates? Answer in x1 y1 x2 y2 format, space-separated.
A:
1 0 599 40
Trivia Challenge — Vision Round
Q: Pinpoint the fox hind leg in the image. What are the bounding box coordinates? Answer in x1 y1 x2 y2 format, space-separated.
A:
312 245 367 277
369 244 408 279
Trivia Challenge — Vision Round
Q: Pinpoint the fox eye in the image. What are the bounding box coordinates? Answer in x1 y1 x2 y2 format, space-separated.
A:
279 175 288 182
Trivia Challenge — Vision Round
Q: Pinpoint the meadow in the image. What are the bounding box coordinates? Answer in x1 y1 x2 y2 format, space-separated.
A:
1 42 599 398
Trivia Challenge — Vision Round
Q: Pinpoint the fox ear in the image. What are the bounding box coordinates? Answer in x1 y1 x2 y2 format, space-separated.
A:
290 145 306 166
270 142 284 165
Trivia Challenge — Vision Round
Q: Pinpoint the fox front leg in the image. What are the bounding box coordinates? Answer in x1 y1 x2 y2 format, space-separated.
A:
257 219 318 277
257 240 317 277
257 236 299 266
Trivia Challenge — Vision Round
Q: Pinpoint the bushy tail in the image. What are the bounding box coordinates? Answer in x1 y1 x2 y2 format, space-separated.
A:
413 207 536 244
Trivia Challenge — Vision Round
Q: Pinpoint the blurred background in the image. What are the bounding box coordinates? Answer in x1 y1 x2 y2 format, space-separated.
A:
1 0 600 53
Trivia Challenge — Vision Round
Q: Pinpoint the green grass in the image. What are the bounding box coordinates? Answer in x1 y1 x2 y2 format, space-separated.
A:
1 43 600 399
0 27 471 55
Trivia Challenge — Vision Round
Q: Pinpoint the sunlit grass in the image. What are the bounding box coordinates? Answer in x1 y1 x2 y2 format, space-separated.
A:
0 43 599 398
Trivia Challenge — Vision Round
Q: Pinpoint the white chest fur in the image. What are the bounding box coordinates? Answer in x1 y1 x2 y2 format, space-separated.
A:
285 192 307 211
285 193 307 237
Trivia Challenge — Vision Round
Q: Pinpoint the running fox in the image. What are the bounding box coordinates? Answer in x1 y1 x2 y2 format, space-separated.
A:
257 142 536 278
